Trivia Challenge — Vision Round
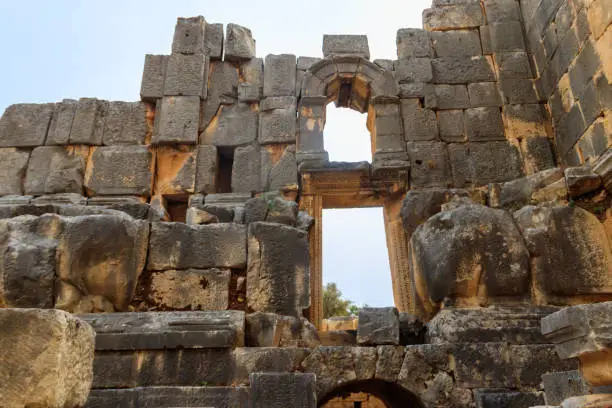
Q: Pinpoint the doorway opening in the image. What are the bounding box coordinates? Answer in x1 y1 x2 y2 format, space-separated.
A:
324 105 373 163
319 380 425 408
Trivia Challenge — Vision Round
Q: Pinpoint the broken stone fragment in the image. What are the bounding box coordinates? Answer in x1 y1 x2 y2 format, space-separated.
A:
225 23 256 62
565 166 603 198
357 307 400 346
172 16 207 55
186 206 219 225
154 145 196 196
206 22 224 60
260 145 298 191
322 34 370 59
245 312 320 348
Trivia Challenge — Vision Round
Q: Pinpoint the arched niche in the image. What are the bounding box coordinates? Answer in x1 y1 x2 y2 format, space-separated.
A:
319 379 425 408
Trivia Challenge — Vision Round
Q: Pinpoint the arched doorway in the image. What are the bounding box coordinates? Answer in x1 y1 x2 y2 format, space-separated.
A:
319 379 425 408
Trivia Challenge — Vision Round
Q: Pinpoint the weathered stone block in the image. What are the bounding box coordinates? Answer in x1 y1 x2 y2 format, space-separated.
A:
249 372 316 408
0 148 30 196
153 96 200 144
200 103 258 147
47 99 78 145
225 23 256 62
471 141 524 184
468 82 502 107
85 145 153 196
259 103 296 144
453 343 516 388
431 56 496 83
102 101 148 145
0 103 54 147
264 54 296 97
401 99 439 141
483 0 521 22
542 370 590 405
164 53 208 97
0 309 95 408
323 35 369 59
426 84 469 109
201 62 239 128
155 145 196 195
247 222 309 316
565 166 603 197
474 390 545 408
497 51 533 79
394 57 433 83
232 144 261 193
206 23 224 59
357 307 399 346
490 21 526 52
396 28 433 58
514 205 612 297
431 29 482 57
465 107 505 141
245 312 319 348
70 98 106 145
140 55 168 102
24 146 89 196
239 58 264 102
423 4 485 30
438 110 466 142
407 141 451 188
261 145 298 191
195 144 217 193
172 16 206 55
503 103 548 138
480 25 493 54
148 222 246 270
521 136 555 174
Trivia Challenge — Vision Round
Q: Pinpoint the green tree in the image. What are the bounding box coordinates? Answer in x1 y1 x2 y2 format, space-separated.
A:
323 283 355 318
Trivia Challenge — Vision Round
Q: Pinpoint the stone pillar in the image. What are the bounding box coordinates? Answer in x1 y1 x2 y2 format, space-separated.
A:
296 97 329 166
371 100 410 173
300 194 323 329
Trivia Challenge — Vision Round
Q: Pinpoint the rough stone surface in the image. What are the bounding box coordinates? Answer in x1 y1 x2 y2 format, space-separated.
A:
47 100 78 145
70 98 106 145
140 55 168 102
225 23 256 62
357 307 400 346
245 312 320 348
250 372 316 408
397 28 433 58
102 101 148 145
154 96 200 144
24 146 89 196
206 23 224 60
200 103 258 147
163 53 208 97
323 35 370 59
0 148 30 196
0 308 95 408
172 16 206 55
263 54 296 97
0 103 54 147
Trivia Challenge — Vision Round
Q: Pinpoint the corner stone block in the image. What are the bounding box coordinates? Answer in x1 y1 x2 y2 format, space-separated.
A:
250 373 316 408
0 103 54 147
172 16 207 55
140 55 169 102
225 23 256 62
430 29 482 57
195 145 218 194
69 98 106 145
24 146 89 196
232 144 261 193
423 4 485 31
155 145 196 196
47 99 78 145
397 28 433 59
164 53 209 98
322 34 370 59
147 222 247 270
0 148 30 196
102 101 148 145
153 96 200 144
206 23 224 60
84 145 154 196
264 54 297 97
357 307 400 345
200 103 258 147
247 222 309 316
0 309 95 408
260 144 298 191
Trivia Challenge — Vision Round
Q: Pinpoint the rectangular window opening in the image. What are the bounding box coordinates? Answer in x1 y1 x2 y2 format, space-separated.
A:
165 194 189 223
217 147 234 194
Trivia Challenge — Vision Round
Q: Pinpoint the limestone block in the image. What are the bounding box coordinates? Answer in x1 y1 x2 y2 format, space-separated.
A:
0 308 95 408
497 51 533 79
195 144 218 193
465 107 505 141
322 34 369 59
409 203 530 316
0 148 30 196
515 205 612 297
140 54 168 102
401 99 438 141
232 144 261 193
565 166 603 198
468 82 502 107
250 373 316 408
474 390 545 408
145 268 230 310
206 22 224 59
200 103 258 147
521 136 556 174
85 145 154 196
470 141 524 184
207 61 239 103
247 222 309 316
172 16 206 55
490 21 526 52
245 312 320 348
153 96 200 144
0 103 54 147
453 343 517 388
239 58 264 102
186 207 219 225
102 101 148 145
431 56 496 84
259 100 297 144
503 103 548 138
24 146 89 196
70 98 106 145
394 57 433 83
90 387 249 408
264 54 296 97
397 28 433 59
357 307 400 346
155 145 196 196
426 84 469 109
147 222 247 270
47 99 78 145
423 4 485 30
407 141 451 187
431 29 482 57
438 110 466 142
500 79 539 104
225 23 256 62
164 53 208 97
483 0 521 22
480 25 492 54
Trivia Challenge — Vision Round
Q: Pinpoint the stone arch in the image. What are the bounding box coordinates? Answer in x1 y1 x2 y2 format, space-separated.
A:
297 56 408 170
319 379 425 408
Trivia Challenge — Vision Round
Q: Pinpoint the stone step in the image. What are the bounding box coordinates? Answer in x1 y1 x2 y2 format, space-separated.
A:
85 386 249 408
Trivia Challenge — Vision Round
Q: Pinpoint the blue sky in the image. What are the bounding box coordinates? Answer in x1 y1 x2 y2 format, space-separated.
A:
0 0 431 307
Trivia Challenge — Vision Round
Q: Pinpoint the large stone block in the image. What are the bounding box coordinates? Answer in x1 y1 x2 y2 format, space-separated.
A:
465 107 505 141
0 309 95 408
407 141 451 187
250 373 316 408
470 141 524 184
401 99 439 141
206 23 224 59
426 84 469 109
24 146 88 196
394 57 433 83
153 96 200 144
261 145 298 191
542 370 591 405
474 390 544 408
245 312 320 348
154 145 196 196
323 35 369 59
431 56 496 84
84 145 154 196
172 16 206 55
490 21 526 52
247 222 309 316
423 4 485 30
163 53 208 97
0 103 54 147
200 103 258 147
468 82 502 107
148 222 247 270
264 54 296 97
0 148 30 196
232 144 261 193
357 307 400 346
140 54 168 102
47 99 78 145
496 51 533 79
70 98 106 145
438 110 466 142
396 28 433 59
195 144 218 193
102 101 148 145
259 98 297 144
514 205 612 297
409 203 530 316
483 0 521 22
431 29 482 57
239 58 264 102
225 23 256 62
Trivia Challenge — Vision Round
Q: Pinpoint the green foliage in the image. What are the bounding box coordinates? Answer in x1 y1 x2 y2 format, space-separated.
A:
323 282 355 318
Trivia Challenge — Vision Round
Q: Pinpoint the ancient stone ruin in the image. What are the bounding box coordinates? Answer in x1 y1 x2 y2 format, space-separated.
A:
0 0 611 406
